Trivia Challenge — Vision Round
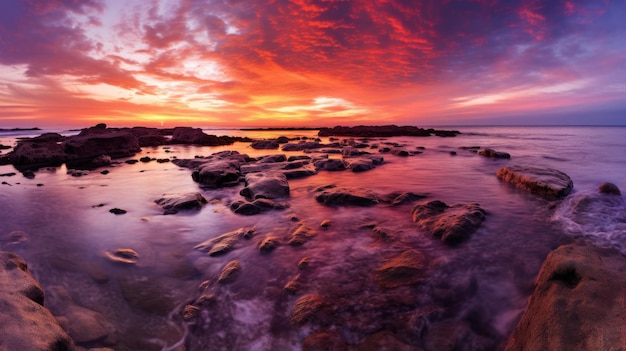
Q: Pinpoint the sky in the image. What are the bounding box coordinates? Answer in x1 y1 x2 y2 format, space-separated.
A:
0 0 625 128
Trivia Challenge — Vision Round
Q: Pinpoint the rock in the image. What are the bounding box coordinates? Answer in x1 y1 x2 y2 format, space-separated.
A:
195 227 255 256
139 156 152 163
230 198 289 215
250 140 279 149
281 141 326 151
320 219 332 228
373 250 427 288
9 137 67 167
137 134 168 147
478 148 511 158
180 305 200 322
411 200 486 244
258 154 287 163
342 146 362 157
318 125 459 137
173 152 246 187
313 158 346 171
154 192 207 214
118 275 177 315
388 192 428 206
88 155 112 168
290 293 325 326
284 274 301 294
288 222 317 246
105 248 139 264
47 286 116 345
169 127 234 146
506 244 626 351
1 230 28 246
109 208 127 215
217 260 241 284
0 251 75 350
345 156 383 172
496 165 573 199
240 172 290 199
598 182 621 195
302 330 347 351
258 236 281 252
64 129 141 160
391 148 410 157
314 184 379 206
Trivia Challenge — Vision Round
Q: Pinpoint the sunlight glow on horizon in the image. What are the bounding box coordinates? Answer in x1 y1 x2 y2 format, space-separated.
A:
0 0 625 127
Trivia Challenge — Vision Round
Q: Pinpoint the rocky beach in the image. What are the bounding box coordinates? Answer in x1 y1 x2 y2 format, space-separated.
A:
0 124 625 351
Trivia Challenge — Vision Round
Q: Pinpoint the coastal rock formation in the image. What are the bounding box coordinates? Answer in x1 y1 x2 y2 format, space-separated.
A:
240 172 290 199
64 128 140 160
318 125 460 137
314 184 379 206
506 243 626 351
195 227 255 256
169 127 235 146
411 200 486 244
496 165 573 199
281 141 327 151
230 198 290 215
598 182 621 195
0 251 75 350
478 148 511 159
250 139 280 149
173 151 247 187
9 135 67 167
313 158 346 171
373 250 427 288
154 192 208 214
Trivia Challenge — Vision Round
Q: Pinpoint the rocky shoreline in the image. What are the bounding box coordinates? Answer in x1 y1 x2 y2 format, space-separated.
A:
1 124 624 350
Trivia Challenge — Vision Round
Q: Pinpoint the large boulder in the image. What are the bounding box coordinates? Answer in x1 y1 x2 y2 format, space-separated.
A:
506 244 626 351
0 251 75 350
314 184 379 206
411 200 486 244
240 172 290 199
497 165 573 199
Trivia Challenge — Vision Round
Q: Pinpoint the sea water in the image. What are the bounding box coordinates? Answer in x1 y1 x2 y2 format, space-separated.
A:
0 126 624 350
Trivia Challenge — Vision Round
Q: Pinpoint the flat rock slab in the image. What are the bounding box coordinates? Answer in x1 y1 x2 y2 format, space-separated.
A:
0 251 74 350
314 184 379 206
497 165 573 199
412 200 486 245
506 243 626 351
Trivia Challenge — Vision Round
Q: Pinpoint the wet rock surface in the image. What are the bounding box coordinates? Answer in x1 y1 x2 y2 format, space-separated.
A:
506 243 626 351
412 200 487 244
240 172 290 199
314 184 380 206
154 192 208 214
497 165 574 199
0 251 75 350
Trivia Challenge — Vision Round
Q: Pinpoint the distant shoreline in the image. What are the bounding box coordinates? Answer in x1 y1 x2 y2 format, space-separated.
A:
0 127 41 132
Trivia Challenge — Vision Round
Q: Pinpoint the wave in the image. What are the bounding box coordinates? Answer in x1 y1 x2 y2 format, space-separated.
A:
553 191 626 253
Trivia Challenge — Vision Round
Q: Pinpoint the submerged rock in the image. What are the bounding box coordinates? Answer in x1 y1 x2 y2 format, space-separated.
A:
497 165 573 199
258 236 281 252
217 260 241 284
0 252 74 350
506 244 626 351
230 198 290 215
478 148 511 159
105 248 139 264
290 293 325 326
240 172 290 199
314 184 379 206
288 222 317 246
118 275 177 315
374 250 427 288
154 192 208 214
411 200 486 244
195 227 255 256
598 182 621 195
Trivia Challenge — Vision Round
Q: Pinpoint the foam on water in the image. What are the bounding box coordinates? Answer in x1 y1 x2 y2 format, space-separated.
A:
553 191 626 253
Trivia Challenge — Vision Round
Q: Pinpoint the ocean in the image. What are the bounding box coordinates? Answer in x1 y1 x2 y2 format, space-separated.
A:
0 125 624 350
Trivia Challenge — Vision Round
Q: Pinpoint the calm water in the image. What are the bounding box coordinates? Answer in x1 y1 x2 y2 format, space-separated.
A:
0 126 624 350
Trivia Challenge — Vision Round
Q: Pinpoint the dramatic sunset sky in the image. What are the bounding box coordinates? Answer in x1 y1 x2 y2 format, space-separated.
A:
0 0 624 127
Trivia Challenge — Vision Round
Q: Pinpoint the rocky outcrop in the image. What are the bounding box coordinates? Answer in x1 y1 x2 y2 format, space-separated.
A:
154 192 208 214
411 200 486 244
230 198 290 215
0 251 75 350
281 141 327 151
169 127 235 146
195 227 255 256
478 148 511 159
64 129 140 160
314 184 379 206
173 151 247 187
598 182 621 195
318 125 460 137
497 165 573 199
240 172 290 199
373 250 427 288
250 140 279 149
506 243 626 351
